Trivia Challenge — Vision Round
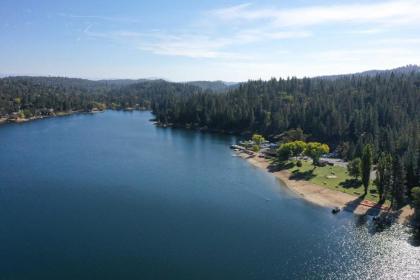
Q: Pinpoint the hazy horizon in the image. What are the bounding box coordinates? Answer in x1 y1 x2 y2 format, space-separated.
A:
1 0 420 81
2 64 419 83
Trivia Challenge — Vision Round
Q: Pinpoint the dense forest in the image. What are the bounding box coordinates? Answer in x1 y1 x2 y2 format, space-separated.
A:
151 72 420 203
153 73 419 157
0 76 110 115
1 68 419 218
0 77 202 117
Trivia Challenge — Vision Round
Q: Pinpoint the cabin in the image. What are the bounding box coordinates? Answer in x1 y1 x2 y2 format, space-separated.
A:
230 144 245 150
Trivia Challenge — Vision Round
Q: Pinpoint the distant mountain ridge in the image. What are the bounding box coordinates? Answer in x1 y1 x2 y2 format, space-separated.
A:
0 76 238 93
98 79 238 92
1 64 419 89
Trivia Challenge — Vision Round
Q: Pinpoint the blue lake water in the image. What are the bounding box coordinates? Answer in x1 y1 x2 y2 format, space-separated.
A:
0 111 419 279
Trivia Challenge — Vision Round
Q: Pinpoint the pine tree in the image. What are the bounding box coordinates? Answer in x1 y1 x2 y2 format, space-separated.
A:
361 144 373 195
392 156 407 209
376 153 392 201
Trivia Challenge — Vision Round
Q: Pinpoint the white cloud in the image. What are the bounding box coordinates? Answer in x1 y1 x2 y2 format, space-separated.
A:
138 35 234 59
82 25 305 59
136 0 417 60
138 29 308 59
212 0 420 27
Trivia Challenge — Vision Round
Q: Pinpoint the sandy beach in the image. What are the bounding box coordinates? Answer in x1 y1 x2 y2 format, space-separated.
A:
237 151 414 224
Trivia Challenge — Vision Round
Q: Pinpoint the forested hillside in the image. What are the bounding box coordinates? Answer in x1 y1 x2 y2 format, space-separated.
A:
101 80 201 109
0 77 104 115
0 77 200 116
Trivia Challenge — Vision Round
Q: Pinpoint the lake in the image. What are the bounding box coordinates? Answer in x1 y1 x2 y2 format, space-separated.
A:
0 111 418 279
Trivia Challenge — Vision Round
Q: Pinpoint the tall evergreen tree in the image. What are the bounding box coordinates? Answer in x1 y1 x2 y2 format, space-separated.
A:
376 153 392 201
361 144 373 195
392 156 407 209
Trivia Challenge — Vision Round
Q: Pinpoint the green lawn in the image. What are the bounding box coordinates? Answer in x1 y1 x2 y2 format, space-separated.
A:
284 159 383 203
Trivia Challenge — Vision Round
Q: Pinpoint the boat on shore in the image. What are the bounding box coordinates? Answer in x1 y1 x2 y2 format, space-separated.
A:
332 207 341 214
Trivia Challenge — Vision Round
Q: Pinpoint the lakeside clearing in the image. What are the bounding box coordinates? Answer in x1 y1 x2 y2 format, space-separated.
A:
236 151 414 225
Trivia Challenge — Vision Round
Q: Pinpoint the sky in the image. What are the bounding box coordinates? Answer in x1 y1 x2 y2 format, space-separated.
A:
1 0 420 81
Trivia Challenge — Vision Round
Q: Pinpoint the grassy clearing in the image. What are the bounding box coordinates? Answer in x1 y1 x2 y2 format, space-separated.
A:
284 160 383 203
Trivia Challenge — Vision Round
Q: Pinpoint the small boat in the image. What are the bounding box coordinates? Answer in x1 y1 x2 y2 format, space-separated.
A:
331 207 341 214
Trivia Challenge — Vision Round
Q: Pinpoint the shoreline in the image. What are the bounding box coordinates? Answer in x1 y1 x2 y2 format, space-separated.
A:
236 151 414 225
0 110 90 125
154 121 250 136
0 109 131 125
0 108 151 126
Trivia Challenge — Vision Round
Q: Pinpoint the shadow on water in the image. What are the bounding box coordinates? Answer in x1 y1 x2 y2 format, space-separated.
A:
354 214 370 228
344 194 370 226
347 197 411 235
345 203 383 234
408 229 420 246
